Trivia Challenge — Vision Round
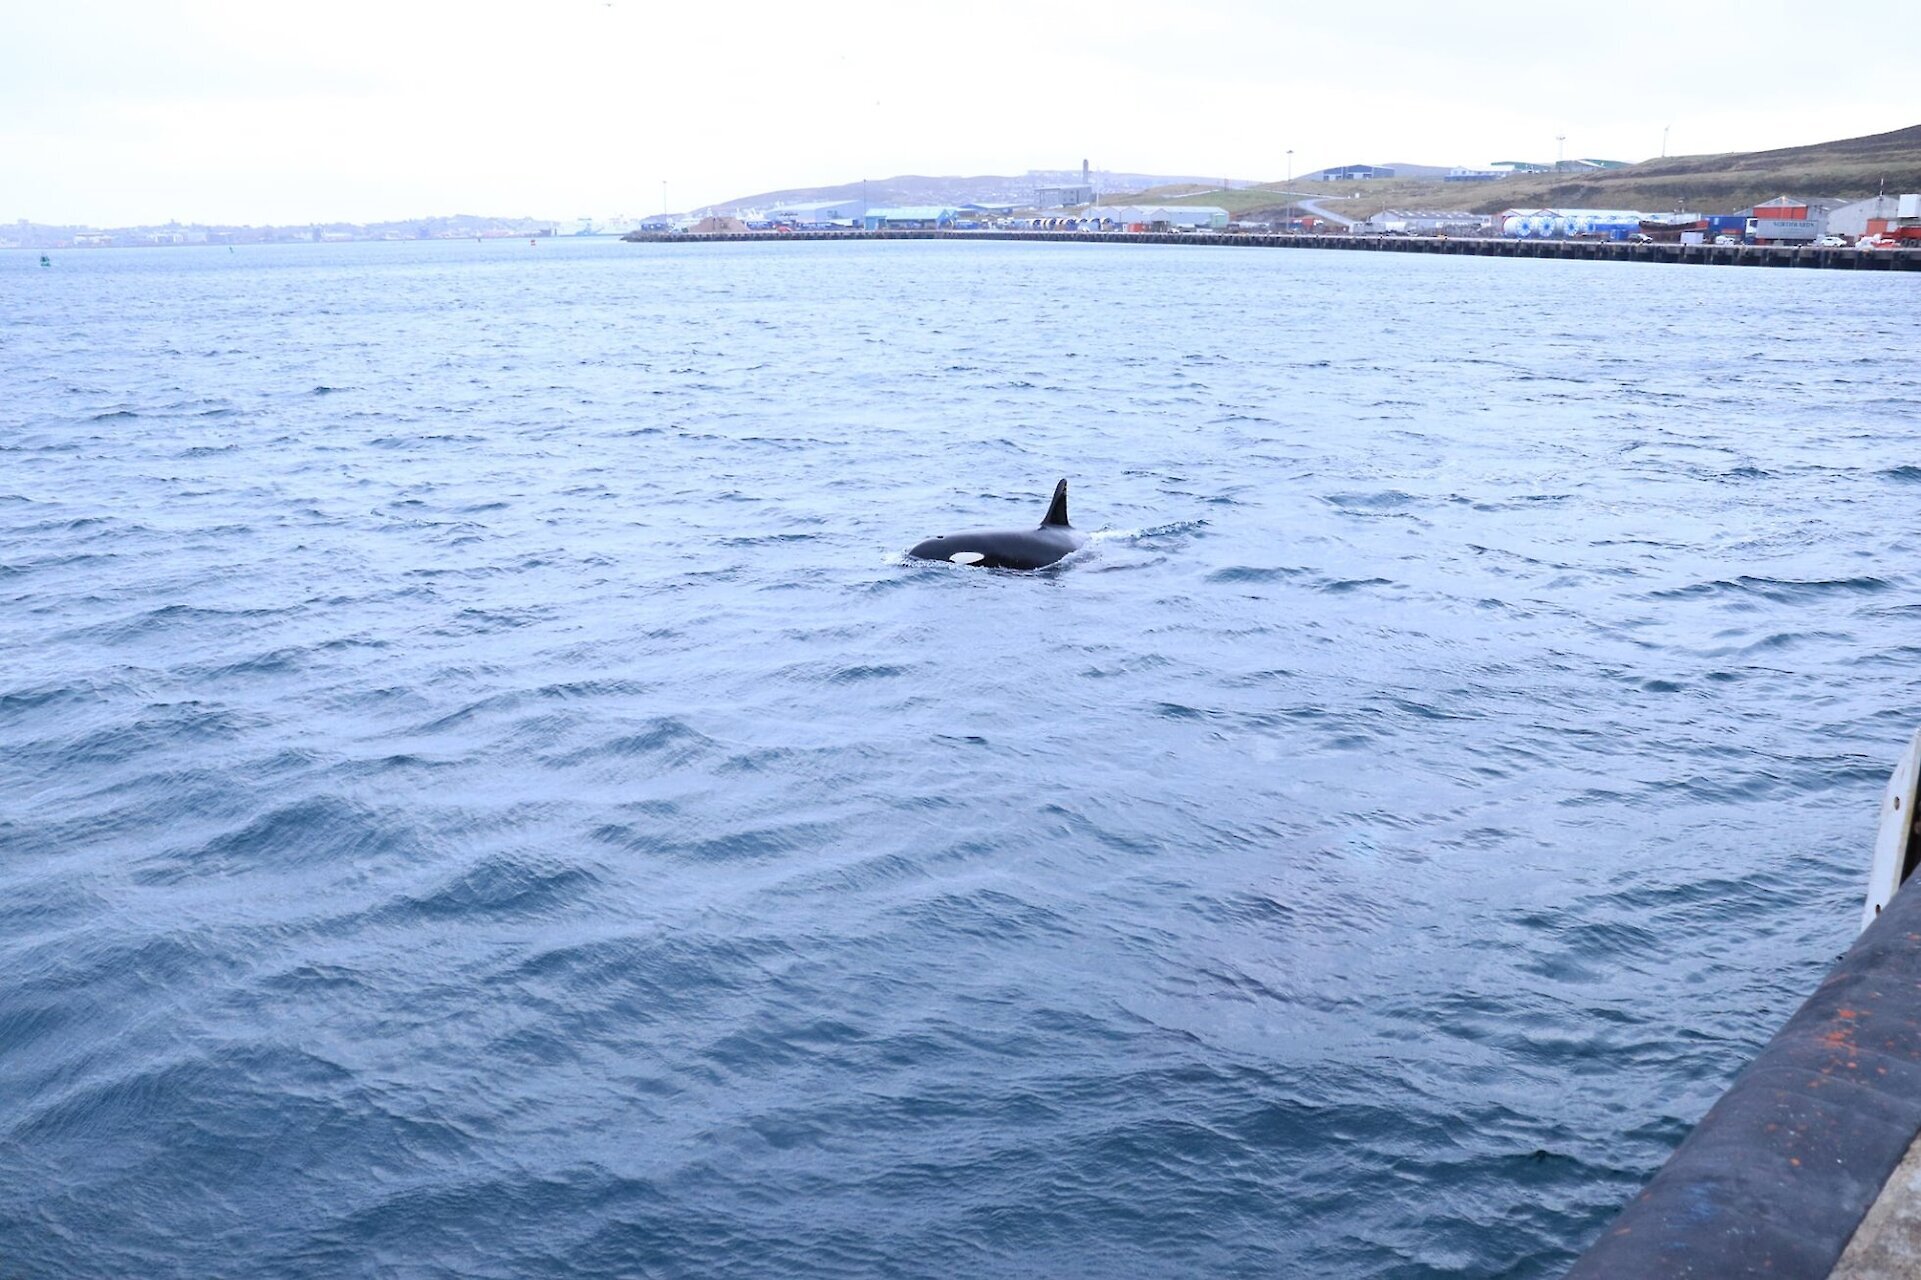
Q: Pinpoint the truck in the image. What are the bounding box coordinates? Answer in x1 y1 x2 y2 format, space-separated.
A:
1745 216 1820 244
1861 194 1921 248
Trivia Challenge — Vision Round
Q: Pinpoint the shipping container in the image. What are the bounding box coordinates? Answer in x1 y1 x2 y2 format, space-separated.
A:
1746 217 1820 242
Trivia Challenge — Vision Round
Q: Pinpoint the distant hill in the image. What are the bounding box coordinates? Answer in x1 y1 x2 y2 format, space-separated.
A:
1455 123 1921 212
709 171 1263 213
696 127 1921 222
1204 124 1921 222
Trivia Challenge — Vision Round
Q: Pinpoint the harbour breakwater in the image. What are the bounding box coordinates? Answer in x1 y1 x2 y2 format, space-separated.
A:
623 227 1921 270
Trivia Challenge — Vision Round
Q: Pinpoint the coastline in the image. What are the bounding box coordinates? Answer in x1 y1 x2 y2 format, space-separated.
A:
622 227 1921 271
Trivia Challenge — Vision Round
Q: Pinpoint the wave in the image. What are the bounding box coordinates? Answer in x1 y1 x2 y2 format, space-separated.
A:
1205 566 1304 584
8 232 1919 1280
132 795 423 884
383 853 601 920
1649 575 1893 603
1321 490 1421 513
566 717 722 765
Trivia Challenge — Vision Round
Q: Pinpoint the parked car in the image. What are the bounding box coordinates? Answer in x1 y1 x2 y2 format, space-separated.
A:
1816 235 1848 247
1714 235 1742 246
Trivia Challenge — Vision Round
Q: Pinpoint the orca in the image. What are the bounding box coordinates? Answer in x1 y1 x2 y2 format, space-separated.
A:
907 479 1087 570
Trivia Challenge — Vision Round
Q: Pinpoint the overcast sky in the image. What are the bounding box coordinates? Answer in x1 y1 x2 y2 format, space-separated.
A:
4 0 1913 226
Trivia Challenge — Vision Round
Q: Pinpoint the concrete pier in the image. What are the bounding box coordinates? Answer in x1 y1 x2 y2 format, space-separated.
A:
1568 731 1921 1279
621 228 1921 271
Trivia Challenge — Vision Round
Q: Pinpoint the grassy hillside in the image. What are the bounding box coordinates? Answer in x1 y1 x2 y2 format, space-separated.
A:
712 171 1254 214
1117 124 1921 220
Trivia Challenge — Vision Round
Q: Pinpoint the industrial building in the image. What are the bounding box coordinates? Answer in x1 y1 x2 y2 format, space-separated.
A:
1034 184 1094 209
1828 195 1903 239
1739 196 1840 244
1321 164 1395 181
1080 205 1230 231
769 199 866 226
861 207 957 230
1865 194 1921 242
1365 209 1492 234
1035 160 1097 209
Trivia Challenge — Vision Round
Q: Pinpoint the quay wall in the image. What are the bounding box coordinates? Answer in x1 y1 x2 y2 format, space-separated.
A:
1567 865 1921 1277
622 228 1921 271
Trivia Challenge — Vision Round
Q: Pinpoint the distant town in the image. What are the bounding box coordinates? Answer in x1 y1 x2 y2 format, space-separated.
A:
4 167 1217 249
697 193 1916 250
2 213 587 250
0 162 1663 249
11 130 1921 251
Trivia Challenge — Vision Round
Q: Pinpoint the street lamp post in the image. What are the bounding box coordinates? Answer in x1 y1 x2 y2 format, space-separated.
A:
1662 125 1670 159
1286 149 1293 233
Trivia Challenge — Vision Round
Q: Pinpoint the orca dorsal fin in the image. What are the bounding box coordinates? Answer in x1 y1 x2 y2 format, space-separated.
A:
1040 479 1071 528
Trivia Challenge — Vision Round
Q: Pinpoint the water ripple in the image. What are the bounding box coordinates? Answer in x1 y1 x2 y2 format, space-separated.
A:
2 238 1919 1279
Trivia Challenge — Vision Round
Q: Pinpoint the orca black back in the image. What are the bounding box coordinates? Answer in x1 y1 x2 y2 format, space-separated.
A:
907 479 1088 571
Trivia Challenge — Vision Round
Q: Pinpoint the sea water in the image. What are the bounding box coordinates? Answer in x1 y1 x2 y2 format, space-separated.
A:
4 237 1921 1278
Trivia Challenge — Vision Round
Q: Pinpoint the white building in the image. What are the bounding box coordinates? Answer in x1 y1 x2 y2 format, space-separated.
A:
1081 205 1229 230
769 199 867 225
1365 209 1491 234
1826 195 1902 239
